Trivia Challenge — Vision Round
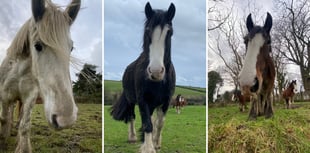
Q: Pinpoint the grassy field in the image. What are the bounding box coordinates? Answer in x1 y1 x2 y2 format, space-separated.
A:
104 80 205 97
104 105 206 153
209 102 310 152
1 104 102 153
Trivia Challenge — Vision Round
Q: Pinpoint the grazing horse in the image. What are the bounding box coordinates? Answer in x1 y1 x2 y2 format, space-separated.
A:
239 12 275 120
282 80 298 109
231 90 250 112
110 2 176 153
0 0 80 152
173 94 187 114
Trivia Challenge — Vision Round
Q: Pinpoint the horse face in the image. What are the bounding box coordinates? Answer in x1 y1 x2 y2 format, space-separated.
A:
144 2 175 81
239 13 272 94
30 0 80 129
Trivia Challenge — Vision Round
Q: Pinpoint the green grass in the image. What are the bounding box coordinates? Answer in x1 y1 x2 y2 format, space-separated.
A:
104 105 206 153
1 104 102 153
209 102 310 152
104 80 205 97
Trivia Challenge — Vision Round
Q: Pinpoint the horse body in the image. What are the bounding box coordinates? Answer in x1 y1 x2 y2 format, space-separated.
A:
239 13 275 120
0 0 80 152
232 90 250 112
173 94 187 114
282 80 298 109
111 2 176 153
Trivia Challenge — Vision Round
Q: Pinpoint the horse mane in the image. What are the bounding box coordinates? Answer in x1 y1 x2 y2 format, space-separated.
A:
7 1 72 59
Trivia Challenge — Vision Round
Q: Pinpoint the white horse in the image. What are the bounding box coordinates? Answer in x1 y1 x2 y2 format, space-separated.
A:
0 0 80 152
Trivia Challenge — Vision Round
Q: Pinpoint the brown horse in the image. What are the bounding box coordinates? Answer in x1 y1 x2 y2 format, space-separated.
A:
232 90 250 112
282 80 298 109
173 94 187 114
239 13 275 120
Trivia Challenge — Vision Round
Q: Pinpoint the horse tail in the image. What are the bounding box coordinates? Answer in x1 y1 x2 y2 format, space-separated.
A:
110 92 133 123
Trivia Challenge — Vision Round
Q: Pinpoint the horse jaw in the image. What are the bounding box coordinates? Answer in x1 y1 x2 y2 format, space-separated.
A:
239 33 264 92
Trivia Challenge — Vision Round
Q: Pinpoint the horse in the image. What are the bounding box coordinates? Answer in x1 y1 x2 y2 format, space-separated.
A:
231 90 250 112
173 94 187 114
0 0 80 152
15 97 43 128
238 12 275 120
282 80 298 109
110 2 176 153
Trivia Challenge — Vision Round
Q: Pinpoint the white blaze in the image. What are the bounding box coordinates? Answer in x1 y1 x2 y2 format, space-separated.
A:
148 25 169 72
239 33 265 87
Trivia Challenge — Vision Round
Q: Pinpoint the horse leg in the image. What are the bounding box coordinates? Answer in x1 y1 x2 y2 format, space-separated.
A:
0 101 14 141
15 85 38 153
152 108 165 150
128 104 137 143
138 103 155 153
265 94 274 119
248 94 258 121
258 94 264 116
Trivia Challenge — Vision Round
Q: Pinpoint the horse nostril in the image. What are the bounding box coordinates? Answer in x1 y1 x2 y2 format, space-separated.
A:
160 67 164 73
52 114 59 129
148 67 152 74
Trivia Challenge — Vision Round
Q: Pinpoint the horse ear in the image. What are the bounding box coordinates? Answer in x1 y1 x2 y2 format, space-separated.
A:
166 3 176 21
65 0 81 25
246 13 254 32
264 12 272 33
145 2 154 20
32 0 45 22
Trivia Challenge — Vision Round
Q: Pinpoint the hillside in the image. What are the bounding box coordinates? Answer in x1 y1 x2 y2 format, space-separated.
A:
104 80 206 105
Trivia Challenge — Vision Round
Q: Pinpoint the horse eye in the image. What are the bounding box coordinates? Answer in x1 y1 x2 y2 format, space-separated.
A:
34 43 43 52
71 47 74 52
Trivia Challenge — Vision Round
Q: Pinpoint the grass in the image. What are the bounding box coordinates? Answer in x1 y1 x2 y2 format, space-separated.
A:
1 104 102 153
104 80 205 97
208 102 310 152
104 105 206 153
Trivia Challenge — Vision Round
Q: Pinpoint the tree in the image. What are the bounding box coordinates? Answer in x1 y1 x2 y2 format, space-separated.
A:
208 71 223 103
274 0 310 97
73 64 102 103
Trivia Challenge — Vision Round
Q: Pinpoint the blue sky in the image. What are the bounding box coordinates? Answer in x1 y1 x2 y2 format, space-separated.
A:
0 0 102 81
104 0 206 87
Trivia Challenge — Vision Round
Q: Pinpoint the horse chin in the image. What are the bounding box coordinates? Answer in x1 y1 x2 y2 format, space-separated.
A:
148 74 165 82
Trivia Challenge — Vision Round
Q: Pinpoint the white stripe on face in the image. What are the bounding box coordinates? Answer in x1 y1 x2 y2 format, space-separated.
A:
147 25 169 80
239 33 264 88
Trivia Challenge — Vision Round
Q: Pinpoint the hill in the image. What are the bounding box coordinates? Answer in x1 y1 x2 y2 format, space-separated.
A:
104 80 206 105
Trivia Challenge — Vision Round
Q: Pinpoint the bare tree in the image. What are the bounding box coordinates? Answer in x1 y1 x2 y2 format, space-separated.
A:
208 0 232 31
274 0 310 97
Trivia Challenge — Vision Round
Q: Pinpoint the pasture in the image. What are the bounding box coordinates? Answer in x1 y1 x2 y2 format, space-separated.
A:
104 80 206 105
0 104 102 153
104 105 206 153
209 102 310 152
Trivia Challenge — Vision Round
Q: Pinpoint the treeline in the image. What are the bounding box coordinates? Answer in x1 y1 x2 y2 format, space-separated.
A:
73 64 102 104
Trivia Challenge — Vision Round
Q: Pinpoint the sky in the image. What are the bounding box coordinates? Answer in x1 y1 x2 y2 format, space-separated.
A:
208 0 303 93
104 0 206 88
0 0 102 81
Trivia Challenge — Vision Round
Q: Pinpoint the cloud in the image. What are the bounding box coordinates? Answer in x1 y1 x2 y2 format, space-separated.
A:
104 0 206 87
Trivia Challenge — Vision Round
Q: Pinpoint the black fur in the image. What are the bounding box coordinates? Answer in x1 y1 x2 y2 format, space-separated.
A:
110 2 176 142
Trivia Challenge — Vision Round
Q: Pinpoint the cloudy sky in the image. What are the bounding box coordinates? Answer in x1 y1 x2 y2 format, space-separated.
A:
0 0 102 81
104 0 206 87
208 0 303 93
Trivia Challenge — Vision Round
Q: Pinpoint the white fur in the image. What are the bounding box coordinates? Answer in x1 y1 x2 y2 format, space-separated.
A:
239 33 265 87
140 133 156 153
152 108 165 149
128 119 137 142
147 25 169 80
293 83 298 94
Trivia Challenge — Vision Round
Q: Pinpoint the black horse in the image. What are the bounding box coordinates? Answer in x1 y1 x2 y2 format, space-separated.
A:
111 2 176 153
